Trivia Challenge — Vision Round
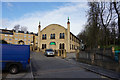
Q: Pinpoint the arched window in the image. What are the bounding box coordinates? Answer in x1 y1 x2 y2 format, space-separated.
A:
63 43 64 49
42 34 44 39
42 34 47 40
50 34 55 39
42 44 46 49
53 34 55 39
59 43 65 49
63 33 64 39
59 43 61 49
45 34 47 39
60 33 65 39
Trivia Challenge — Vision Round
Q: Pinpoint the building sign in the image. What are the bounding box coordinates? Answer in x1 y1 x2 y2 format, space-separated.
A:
50 42 56 45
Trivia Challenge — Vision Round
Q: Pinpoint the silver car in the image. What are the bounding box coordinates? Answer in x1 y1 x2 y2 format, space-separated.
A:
44 49 55 56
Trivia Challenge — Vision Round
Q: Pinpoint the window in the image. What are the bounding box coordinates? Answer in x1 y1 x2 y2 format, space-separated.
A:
70 44 71 50
63 43 64 49
28 36 31 38
45 49 53 51
15 42 17 44
28 39 30 41
5 34 8 36
59 43 61 49
24 35 26 37
72 36 73 41
53 34 55 39
50 34 52 39
15 38 18 40
50 34 55 39
42 34 44 39
9 35 13 37
9 39 12 41
60 33 65 39
4 38 7 40
72 45 73 50
60 33 61 38
9 42 12 44
59 43 65 49
42 44 46 49
15 35 18 37
45 34 46 39
24 39 26 41
42 34 47 40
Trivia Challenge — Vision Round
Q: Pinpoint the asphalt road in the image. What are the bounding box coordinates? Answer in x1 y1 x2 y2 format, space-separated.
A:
1 51 110 79
31 52 108 78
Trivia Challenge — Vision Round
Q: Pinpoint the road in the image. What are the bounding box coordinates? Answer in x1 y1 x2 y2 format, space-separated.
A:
31 52 108 78
1 51 110 79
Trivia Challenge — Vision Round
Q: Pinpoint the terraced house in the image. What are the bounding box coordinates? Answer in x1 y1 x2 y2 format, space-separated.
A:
0 29 38 51
0 18 80 52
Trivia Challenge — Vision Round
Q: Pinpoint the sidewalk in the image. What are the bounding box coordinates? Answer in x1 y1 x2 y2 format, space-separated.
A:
61 53 120 79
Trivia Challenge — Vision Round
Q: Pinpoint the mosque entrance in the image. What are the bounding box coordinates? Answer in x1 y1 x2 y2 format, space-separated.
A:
49 42 56 50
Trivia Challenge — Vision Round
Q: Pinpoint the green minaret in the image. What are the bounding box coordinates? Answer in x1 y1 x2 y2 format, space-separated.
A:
38 21 41 51
67 17 70 24
67 17 70 52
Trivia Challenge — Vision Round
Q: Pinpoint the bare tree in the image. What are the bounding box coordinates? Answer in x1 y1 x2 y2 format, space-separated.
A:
21 26 27 32
99 2 113 46
14 24 20 31
109 21 117 45
113 1 120 44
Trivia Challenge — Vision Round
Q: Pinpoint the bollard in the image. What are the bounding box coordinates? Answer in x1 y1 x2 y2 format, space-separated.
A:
112 47 115 59
91 53 95 64
61 50 64 59
58 50 60 56
63 50 66 58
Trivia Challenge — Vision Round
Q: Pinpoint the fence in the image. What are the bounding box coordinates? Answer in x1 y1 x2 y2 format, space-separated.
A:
78 48 120 72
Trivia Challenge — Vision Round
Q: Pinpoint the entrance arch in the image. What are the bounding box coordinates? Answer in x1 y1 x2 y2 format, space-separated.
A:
49 42 56 50
18 40 24 45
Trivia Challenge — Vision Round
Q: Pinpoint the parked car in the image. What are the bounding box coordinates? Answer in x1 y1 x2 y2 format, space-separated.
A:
44 49 55 56
1 44 30 74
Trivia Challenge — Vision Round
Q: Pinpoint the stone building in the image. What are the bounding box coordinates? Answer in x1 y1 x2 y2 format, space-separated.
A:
37 18 80 53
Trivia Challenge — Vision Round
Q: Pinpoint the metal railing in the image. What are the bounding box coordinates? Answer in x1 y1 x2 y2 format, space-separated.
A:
77 49 120 72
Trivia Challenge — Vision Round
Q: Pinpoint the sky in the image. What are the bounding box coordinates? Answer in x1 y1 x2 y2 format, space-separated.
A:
2 2 89 36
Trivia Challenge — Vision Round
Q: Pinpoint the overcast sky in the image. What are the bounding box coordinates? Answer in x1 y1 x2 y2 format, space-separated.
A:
2 2 89 36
